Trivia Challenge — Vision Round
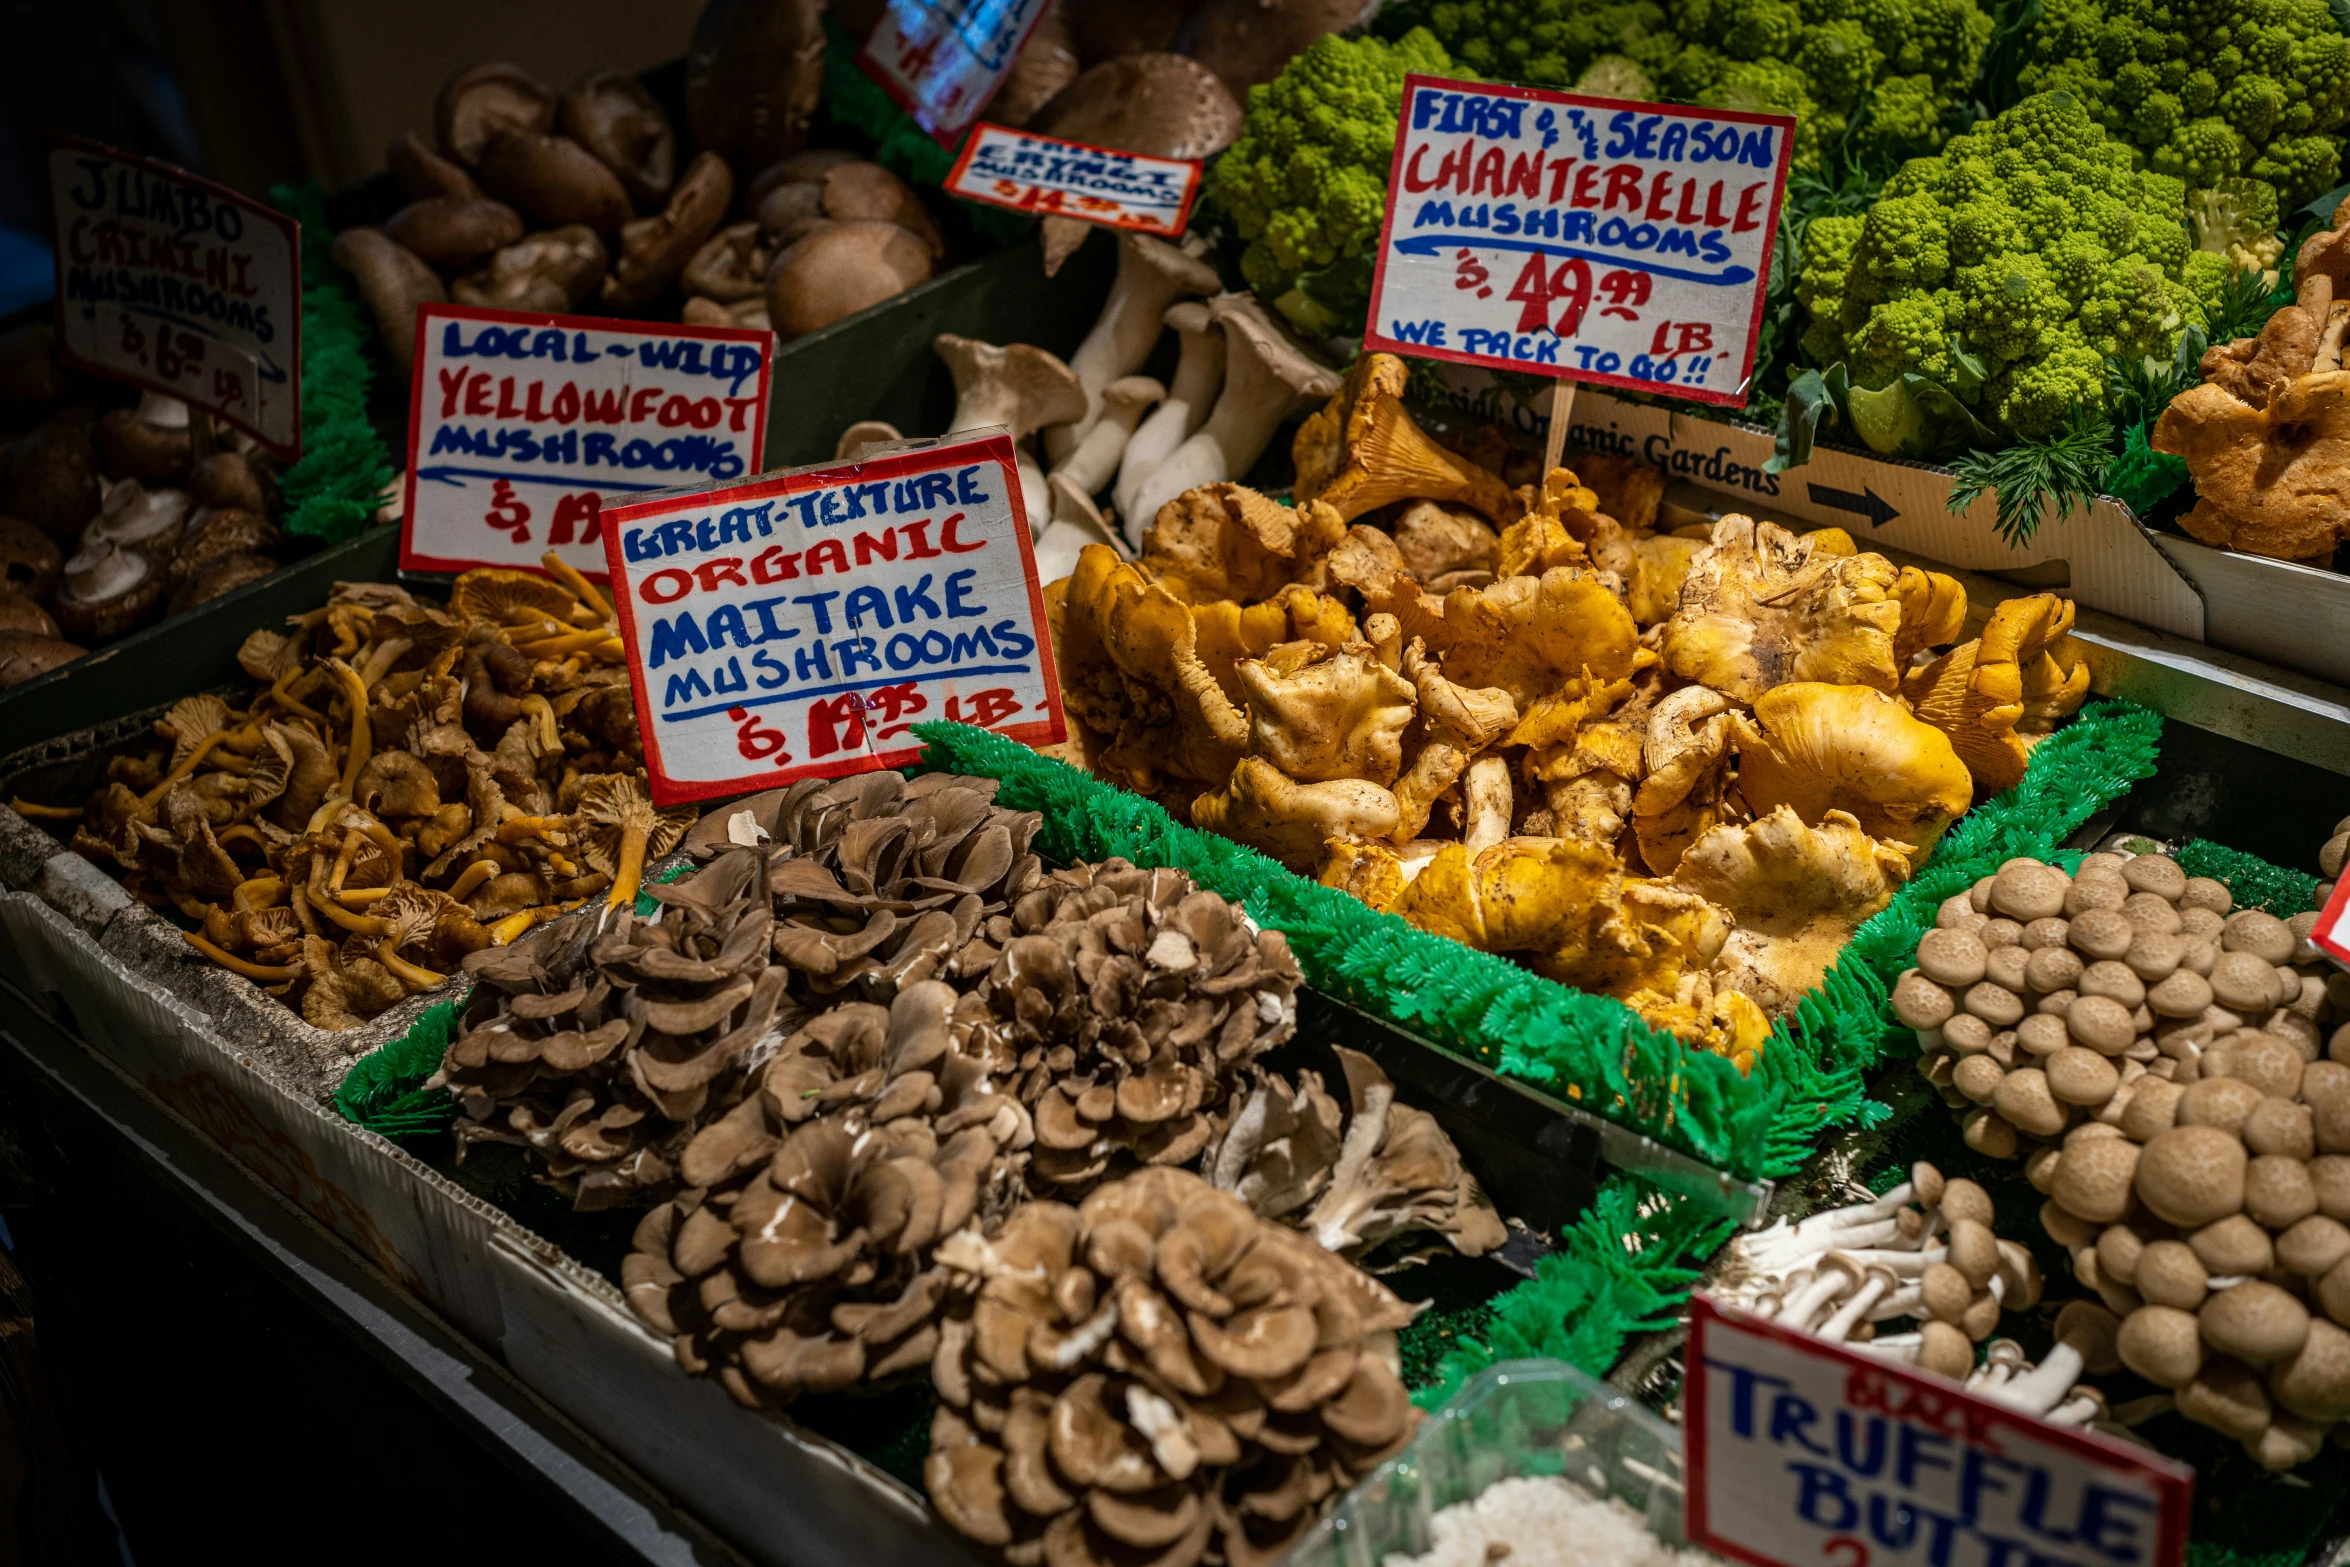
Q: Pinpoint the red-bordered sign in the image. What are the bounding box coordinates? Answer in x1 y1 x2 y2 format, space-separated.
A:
944 123 1203 235
2310 873 2350 971
859 0 1053 145
1364 78 1793 407
401 302 772 581
47 133 304 457
1687 1295 2191 1567
599 431 1064 806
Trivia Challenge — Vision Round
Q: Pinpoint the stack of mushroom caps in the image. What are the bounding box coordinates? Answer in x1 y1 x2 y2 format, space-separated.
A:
0 367 288 682
41 561 652 1032
442 772 1042 1205
1892 848 2350 1470
924 1166 1422 1566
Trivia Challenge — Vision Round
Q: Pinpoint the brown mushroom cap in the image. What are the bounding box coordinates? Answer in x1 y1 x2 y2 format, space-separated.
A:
683 0 827 173
682 221 773 304
2178 1355 2273 1440
2200 1279 2311 1364
189 451 271 515
604 151 735 311
2188 1213 2277 1275
169 552 277 614
2135 1123 2249 1226
766 222 935 338
2135 1239 2211 1310
0 514 64 601
436 61 556 165
452 226 608 314
818 162 945 260
1033 53 1243 161
0 631 85 686
0 421 102 545
383 195 525 271
2051 1133 2138 1222
387 129 480 200
330 228 447 385
562 69 677 208
475 131 634 236
2117 1304 2204 1387
0 590 57 638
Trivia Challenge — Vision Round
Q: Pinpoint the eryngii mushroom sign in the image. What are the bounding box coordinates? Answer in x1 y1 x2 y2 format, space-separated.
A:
600 429 1065 805
1363 79 1793 407
46 135 302 457
943 123 1202 237
1687 1294 2192 1567
401 302 772 578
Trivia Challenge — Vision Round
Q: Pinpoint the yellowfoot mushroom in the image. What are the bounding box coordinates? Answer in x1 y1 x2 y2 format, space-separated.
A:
577 773 695 908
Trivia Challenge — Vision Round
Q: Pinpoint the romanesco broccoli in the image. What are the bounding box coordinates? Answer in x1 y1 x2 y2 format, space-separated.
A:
1796 91 2271 441
1211 29 1456 318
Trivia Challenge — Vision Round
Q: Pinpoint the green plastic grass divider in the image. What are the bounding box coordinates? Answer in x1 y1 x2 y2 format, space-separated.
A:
2177 837 2322 916
335 998 462 1139
268 181 397 544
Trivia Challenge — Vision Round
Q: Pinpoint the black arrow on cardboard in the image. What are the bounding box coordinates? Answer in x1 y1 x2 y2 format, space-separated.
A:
1806 481 1898 527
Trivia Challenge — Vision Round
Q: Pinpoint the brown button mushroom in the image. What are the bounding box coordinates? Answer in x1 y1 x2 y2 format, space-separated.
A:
1964 981 2026 1027
2200 1279 2311 1364
603 151 734 312
95 393 192 482
2245 1096 2317 1160
2278 1215 2350 1277
383 195 525 271
189 450 271 515
330 228 446 385
2150 967 2215 1018
766 222 936 338
1916 927 1988 987
2270 1318 2350 1424
2136 1239 2211 1309
2051 1132 2138 1221
1991 861 2070 921
2069 908 2134 961
51 538 164 640
2189 1213 2278 1275
1982 918 2025 948
2311 1156 2350 1220
2067 876 2127 916
2224 910 2298 965
2079 960 2147 1009
2178 1355 2273 1439
2122 892 2184 934
436 61 556 165
1993 1067 2069 1138
2117 1303 2206 1388
2179 1074 2267 1135
2212 950 2281 1012
2121 1076 2186 1141
1984 945 2032 993
2122 854 2187 899
1953 1055 2006 1103
475 131 634 236
562 69 677 208
0 590 58 638
2135 1124 2249 1226
2026 945 2085 993
2246 1155 2320 1229
0 514 62 602
1893 969 1956 1030
2067 993 2137 1054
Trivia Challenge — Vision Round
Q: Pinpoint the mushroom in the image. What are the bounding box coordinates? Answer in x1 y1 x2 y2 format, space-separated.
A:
1032 473 1130 587
1043 234 1218 468
0 420 102 545
51 538 165 640
1671 807 1913 1015
1732 683 1976 865
603 151 734 312
574 775 694 909
561 69 676 208
682 0 827 174
1187 0 1363 95
1124 294 1340 529
1028 54 1244 273
1048 374 1163 500
935 334 1089 540
983 6 1080 127
170 553 277 614
387 129 480 200
0 633 83 686
1662 514 1916 704
94 392 192 483
0 592 58 638
330 228 447 385
82 478 190 556
1982 1302 2120 1415
683 222 772 306
1291 353 1519 528
189 450 272 515
452 226 608 313
435 61 556 166
1138 480 1344 605
382 195 525 272
764 222 935 339
474 131 634 237
175 506 279 578
1114 302 1227 540
0 515 64 602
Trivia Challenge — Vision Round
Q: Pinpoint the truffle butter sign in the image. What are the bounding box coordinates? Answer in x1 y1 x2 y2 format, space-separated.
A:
1687 1296 2191 1567
47 135 301 456
403 303 772 579
1365 78 1793 406
601 431 1064 805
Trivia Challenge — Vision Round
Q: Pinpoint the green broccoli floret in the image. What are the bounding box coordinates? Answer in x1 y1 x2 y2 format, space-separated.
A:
1700 59 1823 158
1212 29 1454 309
2250 134 2345 207
1988 332 2107 440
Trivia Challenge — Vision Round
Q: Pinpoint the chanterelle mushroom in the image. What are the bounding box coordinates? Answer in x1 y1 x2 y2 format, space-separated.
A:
1734 684 1974 865
925 1166 1418 1565
1139 481 1346 605
1903 592 2089 796
1292 352 1519 528
1662 515 1908 704
1673 807 1912 1014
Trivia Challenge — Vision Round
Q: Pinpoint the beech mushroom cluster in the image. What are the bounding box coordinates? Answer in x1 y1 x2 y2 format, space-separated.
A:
0 366 289 680
1045 356 2092 1061
954 857 1305 1194
25 557 658 1032
443 772 1045 1200
924 1165 1422 1566
1895 845 2350 1468
1203 1044 1506 1262
337 60 953 381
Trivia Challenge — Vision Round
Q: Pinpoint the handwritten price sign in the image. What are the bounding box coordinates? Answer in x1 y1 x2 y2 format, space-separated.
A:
945 124 1201 235
1365 78 1792 406
402 303 771 579
600 431 1064 805
48 136 301 455
860 0 1053 143
1686 1296 2190 1567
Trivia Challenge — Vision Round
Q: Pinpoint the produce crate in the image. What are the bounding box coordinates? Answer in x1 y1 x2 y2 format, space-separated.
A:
2156 536 2350 692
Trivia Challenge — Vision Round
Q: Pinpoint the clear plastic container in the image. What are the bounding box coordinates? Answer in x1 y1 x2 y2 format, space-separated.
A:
1285 1359 1693 1567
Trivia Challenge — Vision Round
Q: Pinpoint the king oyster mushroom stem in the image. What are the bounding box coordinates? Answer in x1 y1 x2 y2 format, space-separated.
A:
1124 293 1340 529
933 333 1087 540
1032 473 1129 586
1041 233 1218 468
1048 374 1163 500
1114 300 1225 539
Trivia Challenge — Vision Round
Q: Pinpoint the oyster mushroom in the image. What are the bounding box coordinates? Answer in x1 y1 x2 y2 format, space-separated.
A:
1049 373 1163 500
1114 301 1227 539
475 131 634 237
1291 353 1518 527
435 61 556 166
1043 233 1218 468
94 392 193 483
1732 683 1975 865
603 151 734 312
935 334 1088 540
765 222 935 338
452 226 608 313
383 194 525 272
561 69 677 208
331 228 447 385
1125 295 1340 535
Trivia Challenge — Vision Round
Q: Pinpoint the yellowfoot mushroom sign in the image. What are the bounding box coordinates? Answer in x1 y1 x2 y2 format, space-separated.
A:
47 136 301 456
1366 80 1793 406
601 430 1065 805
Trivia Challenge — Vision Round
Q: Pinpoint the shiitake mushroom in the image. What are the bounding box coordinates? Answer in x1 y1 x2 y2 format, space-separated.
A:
0 421 102 545
175 507 279 577
169 552 277 614
0 515 63 602
52 538 166 640
0 632 84 687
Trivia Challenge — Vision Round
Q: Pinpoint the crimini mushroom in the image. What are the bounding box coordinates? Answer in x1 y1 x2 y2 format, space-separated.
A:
1114 300 1226 538
765 221 936 338
331 227 447 384
51 538 165 641
1125 294 1341 528
925 1166 1417 1565
94 392 192 483
0 419 101 544
1043 233 1218 468
602 151 733 311
934 333 1089 540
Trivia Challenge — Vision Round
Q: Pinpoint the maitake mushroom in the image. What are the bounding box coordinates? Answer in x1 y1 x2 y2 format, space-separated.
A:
1895 843 2350 1468
956 858 1303 1194
924 1166 1420 1566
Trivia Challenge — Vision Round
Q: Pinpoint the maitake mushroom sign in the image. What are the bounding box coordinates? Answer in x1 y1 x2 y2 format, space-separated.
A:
1365 78 1793 405
600 430 1064 804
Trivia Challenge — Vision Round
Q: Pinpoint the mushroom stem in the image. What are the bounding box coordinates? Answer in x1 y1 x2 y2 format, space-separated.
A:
605 820 651 909
1461 756 1513 855
140 729 235 807
1116 300 1225 537
1816 1270 1897 1342
327 659 371 802
517 694 562 750
376 938 447 991
1032 474 1130 585
496 815 570 844
1125 295 1339 530
232 876 284 912
327 827 364 896
182 931 297 982
1048 374 1162 498
1856 1331 1922 1360
264 666 326 724
9 797 83 819
308 891 393 940
516 628 611 659
1044 233 1218 467
446 859 501 901
541 552 613 622
1776 1267 1855 1332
